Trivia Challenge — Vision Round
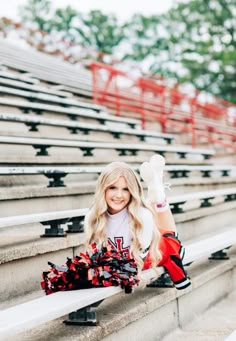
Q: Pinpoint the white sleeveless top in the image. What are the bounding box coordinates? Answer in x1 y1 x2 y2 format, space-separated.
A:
106 206 155 257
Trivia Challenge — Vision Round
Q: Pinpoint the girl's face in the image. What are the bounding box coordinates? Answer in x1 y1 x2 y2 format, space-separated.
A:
105 176 131 214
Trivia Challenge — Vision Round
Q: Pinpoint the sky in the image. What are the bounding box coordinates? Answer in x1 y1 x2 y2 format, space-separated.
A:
0 0 174 21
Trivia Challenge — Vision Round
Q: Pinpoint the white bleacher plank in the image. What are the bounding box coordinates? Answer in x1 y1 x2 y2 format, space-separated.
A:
0 135 215 158
183 228 236 265
224 330 236 341
0 70 39 84
0 97 140 127
170 187 236 204
0 286 122 338
0 85 103 112
165 165 236 174
0 53 94 93
0 112 175 142
0 208 88 229
0 227 235 339
0 76 73 97
0 166 103 175
0 165 234 181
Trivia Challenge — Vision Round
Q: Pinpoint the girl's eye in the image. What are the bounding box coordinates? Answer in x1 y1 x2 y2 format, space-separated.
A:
109 186 116 190
124 188 129 192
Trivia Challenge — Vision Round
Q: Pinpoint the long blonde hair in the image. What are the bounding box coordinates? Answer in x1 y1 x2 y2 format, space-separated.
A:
84 161 161 271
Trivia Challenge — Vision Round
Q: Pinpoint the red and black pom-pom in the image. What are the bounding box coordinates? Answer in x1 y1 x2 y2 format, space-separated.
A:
41 243 139 295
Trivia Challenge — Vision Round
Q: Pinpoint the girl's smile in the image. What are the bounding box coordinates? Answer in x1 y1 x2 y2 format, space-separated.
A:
105 176 131 214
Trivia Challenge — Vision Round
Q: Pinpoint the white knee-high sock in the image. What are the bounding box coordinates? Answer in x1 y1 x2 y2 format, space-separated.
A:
140 154 169 212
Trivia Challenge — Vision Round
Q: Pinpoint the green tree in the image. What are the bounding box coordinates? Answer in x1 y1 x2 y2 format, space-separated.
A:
167 0 236 103
18 2 126 60
121 14 174 77
74 10 126 55
49 6 78 41
124 0 235 102
18 0 235 102
19 0 53 32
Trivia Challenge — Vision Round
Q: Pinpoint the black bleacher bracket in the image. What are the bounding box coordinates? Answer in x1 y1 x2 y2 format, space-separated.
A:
169 170 190 179
155 151 165 157
97 118 106 125
166 138 172 145
200 197 214 208
116 149 127 156
22 108 42 115
33 144 50 156
221 170 230 177
127 123 136 129
224 194 236 202
208 247 231 260
81 128 90 135
79 147 94 156
177 152 187 159
138 135 146 142
40 218 69 237
111 132 121 139
66 216 84 233
44 172 67 187
130 149 138 156
116 149 138 156
63 300 103 326
67 114 78 121
170 201 186 214
25 122 40 132
146 273 174 288
67 127 79 134
200 170 212 178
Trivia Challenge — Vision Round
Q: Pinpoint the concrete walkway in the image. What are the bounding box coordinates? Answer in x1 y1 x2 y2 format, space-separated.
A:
162 289 236 341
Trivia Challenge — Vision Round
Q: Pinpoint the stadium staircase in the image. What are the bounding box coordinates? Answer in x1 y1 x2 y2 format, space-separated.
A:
0 38 236 340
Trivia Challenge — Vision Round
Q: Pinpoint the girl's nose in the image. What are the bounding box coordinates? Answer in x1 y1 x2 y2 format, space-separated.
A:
115 189 122 197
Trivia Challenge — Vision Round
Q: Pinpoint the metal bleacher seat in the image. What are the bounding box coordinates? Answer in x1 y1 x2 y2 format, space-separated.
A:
0 97 139 128
0 135 215 159
0 164 235 188
0 112 175 144
0 187 235 236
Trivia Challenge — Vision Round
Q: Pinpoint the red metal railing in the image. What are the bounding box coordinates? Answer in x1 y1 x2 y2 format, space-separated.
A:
91 61 236 151
1 18 235 151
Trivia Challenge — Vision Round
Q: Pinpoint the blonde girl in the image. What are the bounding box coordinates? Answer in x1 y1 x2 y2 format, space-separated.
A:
84 155 191 290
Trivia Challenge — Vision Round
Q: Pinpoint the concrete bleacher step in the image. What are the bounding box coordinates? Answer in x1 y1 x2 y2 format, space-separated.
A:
0 164 235 189
1 245 236 341
0 72 73 97
0 39 94 97
0 97 140 129
0 112 175 144
0 165 235 212
0 135 215 168
162 289 236 341
0 84 105 112
0 168 235 217
0 199 236 301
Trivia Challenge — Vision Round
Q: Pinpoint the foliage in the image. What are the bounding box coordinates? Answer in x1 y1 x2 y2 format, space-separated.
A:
74 10 126 55
18 1 126 56
19 0 52 31
167 0 236 103
125 0 235 102
17 0 236 102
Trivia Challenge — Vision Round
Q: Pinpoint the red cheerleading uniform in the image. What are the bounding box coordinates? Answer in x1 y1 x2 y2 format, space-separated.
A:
143 228 190 289
105 206 191 290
